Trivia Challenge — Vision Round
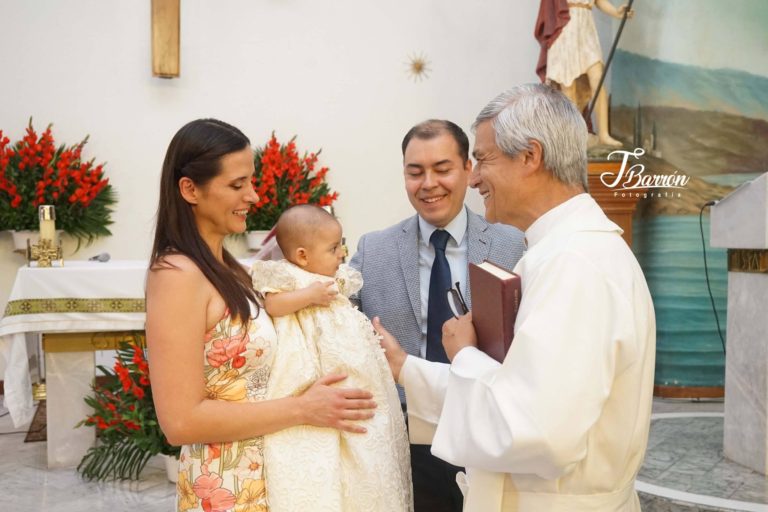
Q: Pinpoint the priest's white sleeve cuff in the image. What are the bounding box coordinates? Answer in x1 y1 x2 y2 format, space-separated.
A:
450 346 501 378
399 355 450 445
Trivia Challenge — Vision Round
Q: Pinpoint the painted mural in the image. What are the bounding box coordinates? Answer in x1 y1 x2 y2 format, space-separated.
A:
607 0 768 392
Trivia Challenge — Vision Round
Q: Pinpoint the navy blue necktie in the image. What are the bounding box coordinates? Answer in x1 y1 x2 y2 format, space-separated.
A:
427 229 452 363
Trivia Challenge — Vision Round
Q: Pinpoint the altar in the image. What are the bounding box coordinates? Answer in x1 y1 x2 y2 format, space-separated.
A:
0 260 147 468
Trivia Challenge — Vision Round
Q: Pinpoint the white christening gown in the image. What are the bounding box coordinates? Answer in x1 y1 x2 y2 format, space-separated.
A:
251 260 413 512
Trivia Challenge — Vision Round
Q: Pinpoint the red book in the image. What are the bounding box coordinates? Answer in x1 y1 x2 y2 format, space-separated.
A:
469 260 522 363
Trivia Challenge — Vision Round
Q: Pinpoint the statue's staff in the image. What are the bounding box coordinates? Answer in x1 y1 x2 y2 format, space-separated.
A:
586 0 635 120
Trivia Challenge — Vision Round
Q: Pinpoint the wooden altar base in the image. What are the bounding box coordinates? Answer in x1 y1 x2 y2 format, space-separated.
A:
653 385 724 399
24 400 47 443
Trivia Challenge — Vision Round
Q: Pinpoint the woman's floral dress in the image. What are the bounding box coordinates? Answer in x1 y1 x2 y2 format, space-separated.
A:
176 306 275 512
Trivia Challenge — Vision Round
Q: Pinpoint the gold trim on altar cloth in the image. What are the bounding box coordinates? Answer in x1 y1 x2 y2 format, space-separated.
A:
4 298 146 317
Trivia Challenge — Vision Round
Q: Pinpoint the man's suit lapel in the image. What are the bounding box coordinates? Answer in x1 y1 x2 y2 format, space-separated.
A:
398 216 422 331
465 210 491 310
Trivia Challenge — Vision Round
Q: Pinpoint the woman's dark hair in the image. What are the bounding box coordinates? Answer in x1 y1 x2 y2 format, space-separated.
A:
150 118 259 324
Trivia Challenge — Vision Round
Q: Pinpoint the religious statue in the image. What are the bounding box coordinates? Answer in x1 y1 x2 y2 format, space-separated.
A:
535 0 633 148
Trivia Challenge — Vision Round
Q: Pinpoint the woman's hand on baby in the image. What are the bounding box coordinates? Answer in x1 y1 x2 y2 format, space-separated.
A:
299 373 376 434
307 281 338 306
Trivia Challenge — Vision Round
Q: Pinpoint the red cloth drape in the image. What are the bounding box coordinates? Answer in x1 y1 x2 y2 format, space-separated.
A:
534 0 571 82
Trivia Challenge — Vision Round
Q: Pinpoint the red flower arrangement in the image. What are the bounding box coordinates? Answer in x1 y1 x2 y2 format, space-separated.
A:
0 119 116 243
247 133 339 231
77 339 179 481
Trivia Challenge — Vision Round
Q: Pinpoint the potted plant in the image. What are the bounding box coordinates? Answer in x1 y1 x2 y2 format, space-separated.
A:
0 119 116 249
246 133 338 249
77 338 180 481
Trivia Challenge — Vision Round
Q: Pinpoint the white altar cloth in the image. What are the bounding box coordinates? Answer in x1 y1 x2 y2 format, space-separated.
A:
0 260 147 428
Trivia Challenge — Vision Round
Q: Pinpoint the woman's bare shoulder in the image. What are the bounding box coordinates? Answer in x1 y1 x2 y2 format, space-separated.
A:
150 253 199 273
147 254 227 331
148 253 207 288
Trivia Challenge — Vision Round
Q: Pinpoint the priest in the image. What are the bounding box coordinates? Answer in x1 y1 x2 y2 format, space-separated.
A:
374 83 656 512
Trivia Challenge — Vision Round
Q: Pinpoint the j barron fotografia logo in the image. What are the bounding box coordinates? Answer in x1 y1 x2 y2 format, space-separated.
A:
600 148 690 198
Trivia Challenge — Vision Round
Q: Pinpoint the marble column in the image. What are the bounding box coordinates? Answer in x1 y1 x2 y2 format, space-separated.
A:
711 172 768 475
45 350 95 468
722 272 768 474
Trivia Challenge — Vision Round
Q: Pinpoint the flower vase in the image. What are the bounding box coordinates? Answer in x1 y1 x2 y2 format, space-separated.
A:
10 230 40 252
163 454 179 483
246 230 271 251
9 230 64 254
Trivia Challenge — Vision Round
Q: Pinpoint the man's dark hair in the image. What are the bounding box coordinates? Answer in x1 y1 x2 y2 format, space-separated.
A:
401 119 470 163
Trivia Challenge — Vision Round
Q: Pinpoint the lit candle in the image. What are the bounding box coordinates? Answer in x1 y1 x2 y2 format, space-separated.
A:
39 205 56 244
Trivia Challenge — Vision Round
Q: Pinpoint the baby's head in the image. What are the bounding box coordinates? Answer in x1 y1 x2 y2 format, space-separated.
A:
275 205 344 277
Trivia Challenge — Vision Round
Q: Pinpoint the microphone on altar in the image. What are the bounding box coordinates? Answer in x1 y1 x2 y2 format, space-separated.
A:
88 252 111 262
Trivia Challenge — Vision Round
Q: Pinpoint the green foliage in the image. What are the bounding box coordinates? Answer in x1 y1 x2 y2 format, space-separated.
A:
76 339 179 481
0 119 116 245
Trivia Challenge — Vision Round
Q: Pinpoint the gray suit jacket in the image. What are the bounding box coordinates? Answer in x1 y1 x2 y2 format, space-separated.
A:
349 207 525 359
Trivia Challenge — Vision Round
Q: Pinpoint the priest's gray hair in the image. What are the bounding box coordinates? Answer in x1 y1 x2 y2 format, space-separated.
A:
473 83 588 191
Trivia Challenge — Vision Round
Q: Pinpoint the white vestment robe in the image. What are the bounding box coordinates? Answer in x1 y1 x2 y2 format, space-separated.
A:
400 194 656 511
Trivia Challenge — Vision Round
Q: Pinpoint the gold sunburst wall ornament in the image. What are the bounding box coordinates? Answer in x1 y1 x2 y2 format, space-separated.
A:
406 53 431 82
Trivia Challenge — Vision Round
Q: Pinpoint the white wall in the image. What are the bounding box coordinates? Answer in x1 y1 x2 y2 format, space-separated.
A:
0 0 540 374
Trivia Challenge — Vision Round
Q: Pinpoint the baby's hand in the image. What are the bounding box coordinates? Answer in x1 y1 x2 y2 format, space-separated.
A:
307 281 338 307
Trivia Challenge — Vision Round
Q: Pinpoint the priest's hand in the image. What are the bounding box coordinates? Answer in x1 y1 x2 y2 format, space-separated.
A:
372 316 407 382
442 312 477 361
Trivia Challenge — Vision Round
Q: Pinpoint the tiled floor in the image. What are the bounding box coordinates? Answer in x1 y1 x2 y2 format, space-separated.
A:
1 398 765 511
0 402 175 511
640 416 767 502
637 400 768 512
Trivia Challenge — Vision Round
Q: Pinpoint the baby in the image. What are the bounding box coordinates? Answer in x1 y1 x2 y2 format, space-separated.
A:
251 205 412 512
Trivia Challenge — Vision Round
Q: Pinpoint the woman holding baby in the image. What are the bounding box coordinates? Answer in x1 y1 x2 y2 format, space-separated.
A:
145 119 411 512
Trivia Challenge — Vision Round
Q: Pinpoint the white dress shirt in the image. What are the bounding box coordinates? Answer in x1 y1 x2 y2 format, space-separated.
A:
417 206 469 358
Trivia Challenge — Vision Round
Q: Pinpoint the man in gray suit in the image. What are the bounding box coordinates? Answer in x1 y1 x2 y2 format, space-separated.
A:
350 119 525 512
